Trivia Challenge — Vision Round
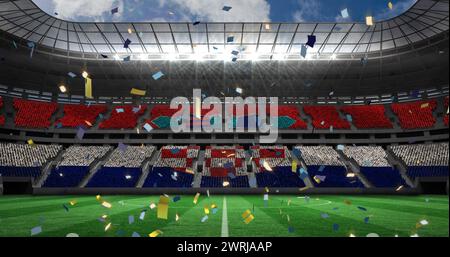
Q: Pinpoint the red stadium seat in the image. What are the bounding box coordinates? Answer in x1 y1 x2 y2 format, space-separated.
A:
99 105 147 129
391 100 437 129
444 97 449 127
0 96 4 126
303 105 351 129
56 104 107 128
13 98 58 128
341 105 393 129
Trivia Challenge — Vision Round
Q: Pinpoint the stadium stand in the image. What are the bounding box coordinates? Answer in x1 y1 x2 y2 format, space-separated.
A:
143 146 199 187
341 105 393 129
251 146 305 187
390 143 449 179
0 96 4 126
295 146 363 187
56 104 107 128
0 143 61 177
86 145 155 187
391 100 437 129
99 105 147 129
201 146 249 187
444 97 449 126
43 146 111 187
303 105 351 129
342 146 406 188
13 98 58 128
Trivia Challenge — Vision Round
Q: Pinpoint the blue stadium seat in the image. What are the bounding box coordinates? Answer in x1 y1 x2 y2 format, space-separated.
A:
307 165 364 187
43 166 89 187
143 167 193 188
407 166 448 178
200 175 249 187
0 166 41 177
359 167 407 188
86 167 141 187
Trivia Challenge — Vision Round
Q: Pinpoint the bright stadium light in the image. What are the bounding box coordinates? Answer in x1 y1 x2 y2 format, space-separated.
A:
81 71 89 79
114 54 121 60
139 54 148 60
330 54 337 60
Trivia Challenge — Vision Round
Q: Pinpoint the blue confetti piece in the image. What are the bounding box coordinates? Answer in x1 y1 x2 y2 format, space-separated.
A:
364 217 370 223
321 213 329 219
288 226 295 233
357 206 367 211
173 196 181 202
152 71 164 80
62 204 69 212
318 165 325 172
333 223 339 231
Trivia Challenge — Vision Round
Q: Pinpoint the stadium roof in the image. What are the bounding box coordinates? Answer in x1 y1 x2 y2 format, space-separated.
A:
0 0 448 61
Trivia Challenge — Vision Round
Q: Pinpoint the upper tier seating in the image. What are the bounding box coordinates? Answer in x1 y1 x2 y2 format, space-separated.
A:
143 145 200 187
342 146 406 187
0 143 61 177
13 98 58 128
391 100 437 129
390 143 449 178
444 97 449 126
0 96 5 126
295 146 363 187
341 105 393 129
99 105 146 129
56 104 106 128
303 105 351 129
43 146 111 187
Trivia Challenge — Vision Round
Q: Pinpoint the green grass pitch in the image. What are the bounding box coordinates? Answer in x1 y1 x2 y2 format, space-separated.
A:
0 195 447 237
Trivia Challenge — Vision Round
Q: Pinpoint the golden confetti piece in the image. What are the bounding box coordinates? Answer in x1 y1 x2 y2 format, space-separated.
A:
241 209 252 219
157 196 169 220
349 233 356 237
223 181 230 187
262 160 272 171
388 2 393 10
175 213 179 222
101 214 108 219
185 168 194 174
299 186 310 191
149 203 156 209
287 214 290 222
27 139 34 145
149 230 162 237
101 201 112 208
211 203 217 209
193 193 200 204
69 200 77 206
127 28 133 34
96 195 101 201
84 120 92 126
291 160 297 173
226 153 235 158
265 187 269 193
396 185 404 191
420 103 429 109
419 219 429 226
104 222 111 231
243 214 254 224
366 16 374 26
204 205 210 215
344 200 352 205
287 199 291 206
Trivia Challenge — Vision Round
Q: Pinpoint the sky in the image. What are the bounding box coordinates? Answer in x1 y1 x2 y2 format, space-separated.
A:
32 0 417 23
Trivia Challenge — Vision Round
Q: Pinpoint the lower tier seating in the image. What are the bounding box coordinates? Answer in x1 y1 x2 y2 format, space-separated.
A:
200 175 249 187
85 167 141 187
43 166 89 187
0 166 41 177
255 167 305 187
143 167 194 187
406 166 448 179
359 167 407 188
306 165 364 187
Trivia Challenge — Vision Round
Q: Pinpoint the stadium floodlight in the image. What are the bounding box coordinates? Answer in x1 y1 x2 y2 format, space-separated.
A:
58 84 67 93
166 53 178 61
114 54 121 60
81 71 89 79
330 54 337 60
139 54 148 60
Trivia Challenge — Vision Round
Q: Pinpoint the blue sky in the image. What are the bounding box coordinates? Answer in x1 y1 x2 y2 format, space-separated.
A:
32 0 417 23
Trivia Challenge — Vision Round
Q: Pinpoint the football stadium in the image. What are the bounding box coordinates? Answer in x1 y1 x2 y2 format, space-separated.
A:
0 0 449 243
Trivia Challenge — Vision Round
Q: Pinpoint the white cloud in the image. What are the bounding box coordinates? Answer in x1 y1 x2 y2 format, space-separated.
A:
161 0 271 22
51 0 124 21
292 0 321 22
375 0 417 21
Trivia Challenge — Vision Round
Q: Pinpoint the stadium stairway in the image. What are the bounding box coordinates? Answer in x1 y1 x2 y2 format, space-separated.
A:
385 148 415 187
51 103 64 127
136 150 159 188
192 172 202 188
290 150 314 187
136 103 151 129
384 104 401 130
92 104 112 129
336 151 373 188
247 172 257 188
34 148 65 187
79 147 115 187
